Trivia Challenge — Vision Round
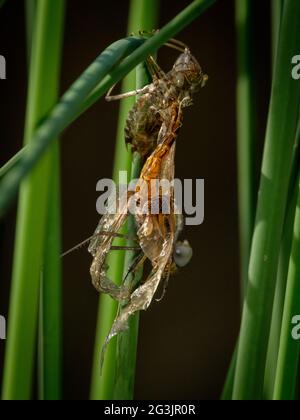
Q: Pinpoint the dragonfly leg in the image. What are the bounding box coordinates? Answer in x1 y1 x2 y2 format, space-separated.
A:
61 231 138 258
156 267 171 302
110 245 140 251
124 252 147 285
106 83 150 102
145 55 166 80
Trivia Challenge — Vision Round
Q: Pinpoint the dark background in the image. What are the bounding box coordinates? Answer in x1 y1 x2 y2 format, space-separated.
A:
0 0 271 400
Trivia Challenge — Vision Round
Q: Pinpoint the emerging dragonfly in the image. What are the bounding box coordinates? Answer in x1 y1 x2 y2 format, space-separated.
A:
88 34 208 360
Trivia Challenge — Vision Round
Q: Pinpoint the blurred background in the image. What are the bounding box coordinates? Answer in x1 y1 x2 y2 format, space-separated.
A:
0 0 271 400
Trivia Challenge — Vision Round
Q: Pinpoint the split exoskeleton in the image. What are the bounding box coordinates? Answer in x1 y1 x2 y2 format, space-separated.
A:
89 32 208 361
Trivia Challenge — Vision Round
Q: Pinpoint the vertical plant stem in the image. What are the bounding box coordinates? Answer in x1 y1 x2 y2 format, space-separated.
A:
273 194 300 400
38 0 65 395
221 344 238 400
271 0 283 67
235 0 257 299
273 120 300 400
264 0 297 399
25 0 37 65
264 173 298 398
25 0 65 401
233 0 300 400
38 140 64 400
113 160 142 401
90 0 159 401
2 0 65 400
222 0 257 399
113 62 153 400
264 111 300 398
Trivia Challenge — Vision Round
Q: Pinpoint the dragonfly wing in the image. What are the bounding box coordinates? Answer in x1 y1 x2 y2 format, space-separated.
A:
89 192 131 298
136 142 177 263
100 235 174 367
159 140 176 181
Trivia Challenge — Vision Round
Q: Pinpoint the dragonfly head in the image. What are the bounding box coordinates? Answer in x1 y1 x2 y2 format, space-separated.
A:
172 49 208 93
173 240 193 268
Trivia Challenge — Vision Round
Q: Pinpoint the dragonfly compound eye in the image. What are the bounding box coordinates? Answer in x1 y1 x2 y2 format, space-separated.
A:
173 240 193 267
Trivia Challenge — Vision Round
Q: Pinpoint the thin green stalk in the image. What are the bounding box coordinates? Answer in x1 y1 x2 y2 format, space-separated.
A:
264 113 300 398
2 0 65 400
235 0 257 300
90 0 158 400
264 174 298 399
38 141 63 400
24 0 64 401
113 60 154 400
221 0 257 399
263 0 286 399
230 159 299 401
233 0 300 400
113 157 142 401
273 119 300 400
0 0 217 218
271 0 284 67
0 149 23 179
221 345 238 400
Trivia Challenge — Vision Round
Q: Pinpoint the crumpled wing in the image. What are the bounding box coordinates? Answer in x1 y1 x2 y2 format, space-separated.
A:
136 142 176 264
89 192 131 299
100 236 174 368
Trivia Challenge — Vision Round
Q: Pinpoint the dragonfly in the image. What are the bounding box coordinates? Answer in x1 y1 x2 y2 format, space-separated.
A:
87 34 208 361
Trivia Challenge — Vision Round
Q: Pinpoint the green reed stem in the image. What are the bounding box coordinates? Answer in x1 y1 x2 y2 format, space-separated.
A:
235 0 257 300
271 0 284 67
1 0 65 400
273 118 300 400
113 60 154 400
221 0 257 399
233 0 300 400
90 0 159 400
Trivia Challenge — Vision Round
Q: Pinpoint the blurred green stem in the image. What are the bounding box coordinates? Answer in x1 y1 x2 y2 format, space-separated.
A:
233 0 300 399
235 0 257 300
271 0 283 67
222 0 257 399
273 119 300 400
2 0 65 400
